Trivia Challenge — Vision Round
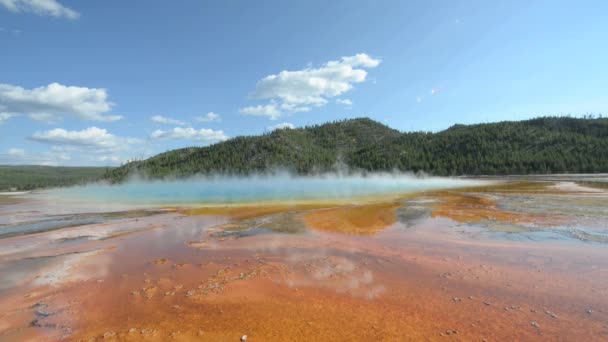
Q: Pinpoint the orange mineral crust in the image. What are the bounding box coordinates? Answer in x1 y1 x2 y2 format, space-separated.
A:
0 182 607 341
302 202 401 235
428 191 565 226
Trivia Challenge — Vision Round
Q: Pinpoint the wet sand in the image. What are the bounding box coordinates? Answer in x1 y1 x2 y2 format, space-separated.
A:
1 180 607 341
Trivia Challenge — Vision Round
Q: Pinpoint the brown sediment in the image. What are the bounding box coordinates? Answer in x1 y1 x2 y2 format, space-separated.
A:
2 181 608 341
303 202 400 235
428 191 563 226
0 195 24 205
179 203 335 220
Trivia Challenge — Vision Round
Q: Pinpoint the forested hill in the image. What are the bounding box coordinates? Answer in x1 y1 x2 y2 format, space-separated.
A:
0 166 111 191
104 116 608 181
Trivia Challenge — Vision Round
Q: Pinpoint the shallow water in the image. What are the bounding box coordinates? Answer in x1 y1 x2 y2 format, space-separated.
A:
0 177 607 341
38 174 489 205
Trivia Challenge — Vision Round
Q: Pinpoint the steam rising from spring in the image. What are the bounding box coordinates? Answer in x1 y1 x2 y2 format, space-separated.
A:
43 172 491 206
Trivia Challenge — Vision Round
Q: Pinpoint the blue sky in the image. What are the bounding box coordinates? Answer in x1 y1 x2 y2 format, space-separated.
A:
0 0 607 166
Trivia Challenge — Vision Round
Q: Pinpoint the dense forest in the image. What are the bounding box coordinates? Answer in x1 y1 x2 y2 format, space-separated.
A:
0 165 111 191
103 116 608 182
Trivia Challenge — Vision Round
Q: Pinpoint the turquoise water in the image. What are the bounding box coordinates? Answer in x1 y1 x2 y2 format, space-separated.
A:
42 174 489 205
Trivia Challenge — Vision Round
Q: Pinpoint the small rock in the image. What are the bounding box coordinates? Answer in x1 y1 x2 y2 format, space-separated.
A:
531 321 539 328
103 331 116 339
551 313 557 318
35 309 51 317
128 328 137 333
586 309 593 314
453 297 461 302
241 335 248 341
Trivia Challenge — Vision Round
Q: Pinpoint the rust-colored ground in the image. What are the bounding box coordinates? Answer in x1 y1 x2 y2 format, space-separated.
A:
1 181 607 341
428 191 565 226
180 203 334 220
302 202 401 235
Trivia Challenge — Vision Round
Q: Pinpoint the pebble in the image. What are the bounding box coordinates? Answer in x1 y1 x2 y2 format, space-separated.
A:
35 309 51 317
586 309 593 314
103 331 116 339
241 335 248 341
453 297 461 302
531 321 540 328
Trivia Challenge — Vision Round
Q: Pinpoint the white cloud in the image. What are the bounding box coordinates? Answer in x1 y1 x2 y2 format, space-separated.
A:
430 86 443 95
29 127 138 152
336 98 352 106
95 155 120 163
7 148 25 156
195 112 221 123
239 103 282 120
240 53 380 119
0 0 79 19
27 127 141 165
150 115 186 126
150 127 228 143
0 82 122 123
268 122 295 130
0 148 70 166
0 112 16 124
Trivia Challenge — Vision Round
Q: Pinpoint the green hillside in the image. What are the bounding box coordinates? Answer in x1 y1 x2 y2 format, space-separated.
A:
104 116 608 181
0 165 111 191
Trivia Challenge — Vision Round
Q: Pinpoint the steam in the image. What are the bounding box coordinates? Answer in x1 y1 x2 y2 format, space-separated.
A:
41 171 492 207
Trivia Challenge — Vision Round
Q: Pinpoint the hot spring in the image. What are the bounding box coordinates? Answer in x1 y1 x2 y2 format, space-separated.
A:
35 174 491 206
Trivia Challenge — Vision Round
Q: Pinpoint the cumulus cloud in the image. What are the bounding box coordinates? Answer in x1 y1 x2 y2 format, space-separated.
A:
0 0 79 19
0 147 70 166
240 53 380 119
195 112 221 123
29 127 138 152
150 127 228 143
268 122 295 130
0 82 122 123
26 127 142 165
336 98 352 106
150 115 186 126
0 112 15 124
240 103 282 120
430 86 444 95
7 148 25 156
